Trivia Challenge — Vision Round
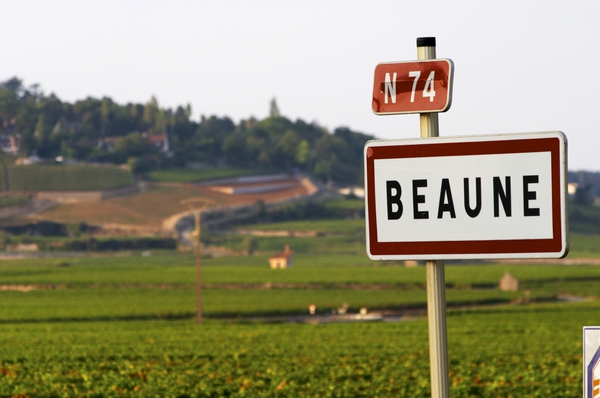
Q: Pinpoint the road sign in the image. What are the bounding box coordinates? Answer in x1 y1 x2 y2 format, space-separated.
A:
584 327 600 398
372 59 454 115
364 131 568 260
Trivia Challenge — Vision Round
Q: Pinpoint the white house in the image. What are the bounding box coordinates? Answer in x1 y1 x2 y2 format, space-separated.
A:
268 244 294 269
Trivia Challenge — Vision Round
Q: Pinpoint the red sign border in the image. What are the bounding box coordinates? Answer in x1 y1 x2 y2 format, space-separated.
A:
372 59 454 115
365 133 567 259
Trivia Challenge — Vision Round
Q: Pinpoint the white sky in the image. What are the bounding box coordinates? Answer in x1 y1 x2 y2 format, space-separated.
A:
1 1 599 171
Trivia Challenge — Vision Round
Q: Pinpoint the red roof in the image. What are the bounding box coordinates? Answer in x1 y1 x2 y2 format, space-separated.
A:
269 250 294 260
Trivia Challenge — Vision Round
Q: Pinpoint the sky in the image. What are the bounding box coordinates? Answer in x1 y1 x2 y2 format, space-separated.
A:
1 1 599 172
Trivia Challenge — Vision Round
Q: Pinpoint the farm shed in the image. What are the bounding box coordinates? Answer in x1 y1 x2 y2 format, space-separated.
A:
269 244 294 269
499 272 519 292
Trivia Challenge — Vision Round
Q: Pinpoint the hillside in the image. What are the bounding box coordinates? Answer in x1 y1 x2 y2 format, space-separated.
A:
0 77 372 186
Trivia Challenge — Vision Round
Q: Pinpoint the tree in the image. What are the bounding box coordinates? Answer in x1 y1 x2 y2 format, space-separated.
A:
0 77 24 96
295 139 310 165
269 98 280 118
243 236 258 255
274 129 300 170
574 184 595 206
19 130 37 157
114 133 155 162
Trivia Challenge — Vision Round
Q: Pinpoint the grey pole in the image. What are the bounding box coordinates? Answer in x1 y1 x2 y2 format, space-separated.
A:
417 36 450 398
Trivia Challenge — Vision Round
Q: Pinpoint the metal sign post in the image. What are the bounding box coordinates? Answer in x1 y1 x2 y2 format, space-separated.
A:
417 36 450 398
369 36 452 398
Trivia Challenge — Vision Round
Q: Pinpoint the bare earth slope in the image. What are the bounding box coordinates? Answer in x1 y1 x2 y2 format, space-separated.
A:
31 178 313 232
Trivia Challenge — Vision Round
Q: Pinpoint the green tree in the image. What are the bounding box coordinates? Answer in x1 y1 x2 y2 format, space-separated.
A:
269 98 280 118
295 139 310 165
243 236 258 255
114 133 156 162
19 130 37 156
274 129 300 170
574 185 595 206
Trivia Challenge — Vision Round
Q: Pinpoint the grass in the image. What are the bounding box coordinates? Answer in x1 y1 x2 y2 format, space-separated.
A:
2 164 134 192
323 197 365 210
567 232 600 257
2 252 600 287
0 255 599 322
0 287 532 322
219 218 600 258
144 167 263 183
0 195 30 207
569 202 600 235
243 218 365 234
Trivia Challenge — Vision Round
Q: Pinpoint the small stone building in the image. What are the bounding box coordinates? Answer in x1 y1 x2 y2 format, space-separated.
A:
269 244 294 269
499 272 519 292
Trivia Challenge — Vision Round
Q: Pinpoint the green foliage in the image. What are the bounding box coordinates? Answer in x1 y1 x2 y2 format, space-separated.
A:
569 203 600 235
567 232 600 257
1 164 134 191
0 301 592 396
569 170 600 198
0 249 597 394
248 218 364 234
144 167 259 183
324 198 365 210
259 201 344 223
0 77 374 184
242 236 258 255
0 195 29 207
1 220 68 236
59 237 177 252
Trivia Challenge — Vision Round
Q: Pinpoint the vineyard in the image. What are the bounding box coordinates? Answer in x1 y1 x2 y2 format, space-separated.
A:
0 213 598 395
0 164 134 192
0 303 590 397
0 247 599 395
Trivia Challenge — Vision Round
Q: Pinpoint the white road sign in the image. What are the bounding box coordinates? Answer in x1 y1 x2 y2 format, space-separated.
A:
584 327 600 398
364 131 568 260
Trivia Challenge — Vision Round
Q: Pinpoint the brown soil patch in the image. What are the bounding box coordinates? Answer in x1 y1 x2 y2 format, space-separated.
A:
0 284 66 292
32 181 310 228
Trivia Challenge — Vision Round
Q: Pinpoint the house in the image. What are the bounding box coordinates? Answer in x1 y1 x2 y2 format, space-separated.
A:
53 120 83 135
499 272 519 292
98 132 170 153
97 136 121 153
269 244 294 269
144 133 169 152
0 134 19 155
568 183 578 196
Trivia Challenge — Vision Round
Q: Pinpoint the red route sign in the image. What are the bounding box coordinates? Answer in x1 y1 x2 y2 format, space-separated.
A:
372 59 454 115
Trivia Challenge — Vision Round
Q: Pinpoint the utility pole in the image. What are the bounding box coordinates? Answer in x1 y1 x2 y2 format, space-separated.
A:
180 197 215 325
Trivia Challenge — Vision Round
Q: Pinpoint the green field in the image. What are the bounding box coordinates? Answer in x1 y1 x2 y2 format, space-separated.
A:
221 218 599 257
1 213 599 395
0 195 30 207
0 297 592 396
1 164 134 192
323 198 365 210
144 167 263 183
0 254 600 321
